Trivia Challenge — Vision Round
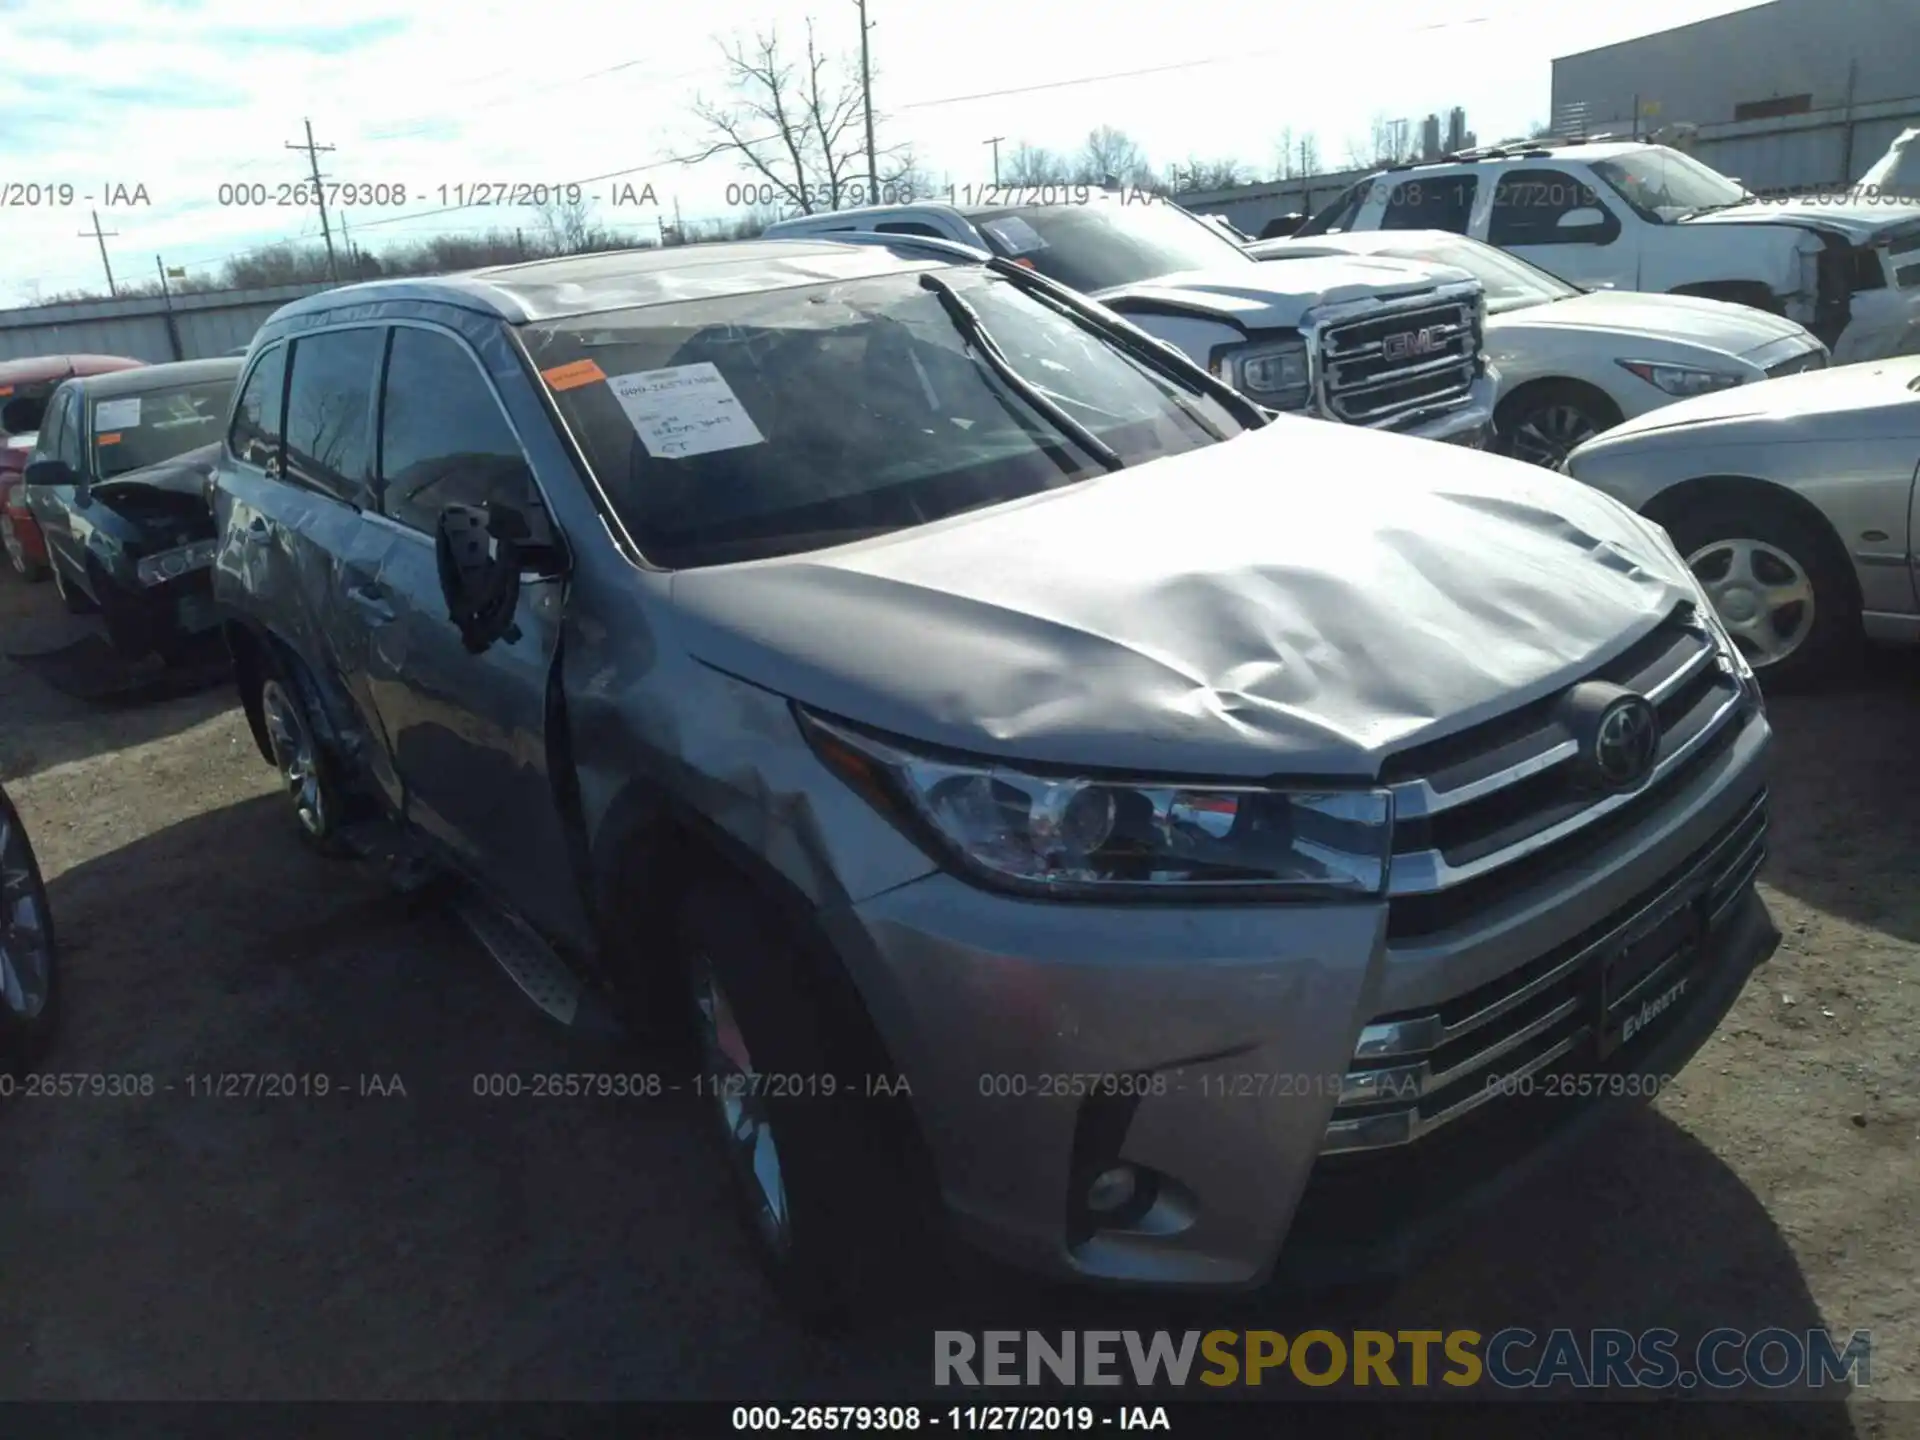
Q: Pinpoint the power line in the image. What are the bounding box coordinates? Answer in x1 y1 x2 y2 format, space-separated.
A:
898 19 1489 110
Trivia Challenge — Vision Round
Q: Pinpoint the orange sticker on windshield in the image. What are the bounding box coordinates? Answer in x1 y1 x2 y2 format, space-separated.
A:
542 358 607 391
96 432 122 445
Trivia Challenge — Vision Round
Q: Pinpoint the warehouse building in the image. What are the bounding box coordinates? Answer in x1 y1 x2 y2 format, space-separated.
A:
1550 0 1920 191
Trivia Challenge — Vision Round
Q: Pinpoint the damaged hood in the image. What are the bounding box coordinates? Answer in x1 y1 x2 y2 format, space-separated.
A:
1683 199 1920 244
1092 256 1463 332
669 420 1694 778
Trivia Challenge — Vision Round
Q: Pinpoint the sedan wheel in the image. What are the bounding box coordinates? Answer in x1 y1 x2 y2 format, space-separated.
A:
260 677 333 843
1504 400 1607 468
1687 537 1817 668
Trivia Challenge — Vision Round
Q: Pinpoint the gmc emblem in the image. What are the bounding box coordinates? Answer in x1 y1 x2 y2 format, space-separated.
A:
1383 327 1441 360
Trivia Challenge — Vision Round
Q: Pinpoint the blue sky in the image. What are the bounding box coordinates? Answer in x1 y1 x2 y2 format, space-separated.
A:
0 0 1774 307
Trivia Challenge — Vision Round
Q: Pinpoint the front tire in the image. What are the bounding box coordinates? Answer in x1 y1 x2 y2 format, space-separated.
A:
0 786 60 1079
1496 383 1619 469
1663 494 1859 688
677 875 921 1326
258 665 351 855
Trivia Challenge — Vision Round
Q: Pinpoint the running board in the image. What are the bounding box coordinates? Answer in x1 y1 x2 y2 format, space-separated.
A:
454 896 622 1035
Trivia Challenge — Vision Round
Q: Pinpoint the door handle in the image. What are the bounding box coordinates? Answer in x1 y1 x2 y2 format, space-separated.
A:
347 583 397 625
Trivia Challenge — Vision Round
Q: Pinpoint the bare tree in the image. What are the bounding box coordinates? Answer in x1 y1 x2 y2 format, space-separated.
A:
687 22 910 213
1165 156 1248 193
1074 125 1154 187
1002 142 1069 185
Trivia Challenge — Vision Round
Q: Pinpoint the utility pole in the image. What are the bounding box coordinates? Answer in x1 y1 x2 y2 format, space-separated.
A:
286 118 340 283
853 0 879 199
984 136 1005 185
80 211 118 296
154 257 184 360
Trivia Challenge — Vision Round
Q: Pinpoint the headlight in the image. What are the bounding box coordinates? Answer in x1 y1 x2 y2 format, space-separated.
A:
1616 359 1748 396
1217 338 1311 410
135 538 217 586
799 710 1393 899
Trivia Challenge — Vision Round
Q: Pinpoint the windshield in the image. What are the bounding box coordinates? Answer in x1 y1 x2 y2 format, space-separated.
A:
1591 147 1749 222
1366 235 1578 312
968 200 1252 291
526 267 1245 569
89 379 234 479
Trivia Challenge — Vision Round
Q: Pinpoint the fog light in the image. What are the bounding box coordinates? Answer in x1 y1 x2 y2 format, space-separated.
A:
1086 1165 1138 1214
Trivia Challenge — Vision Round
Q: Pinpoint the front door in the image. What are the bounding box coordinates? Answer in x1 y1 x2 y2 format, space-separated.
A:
25 387 83 578
357 322 590 951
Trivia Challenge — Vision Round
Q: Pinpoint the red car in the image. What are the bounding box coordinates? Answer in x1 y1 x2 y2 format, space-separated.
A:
0 353 146 581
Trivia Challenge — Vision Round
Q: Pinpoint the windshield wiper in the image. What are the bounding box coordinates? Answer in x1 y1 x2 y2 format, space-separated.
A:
918 272 1124 473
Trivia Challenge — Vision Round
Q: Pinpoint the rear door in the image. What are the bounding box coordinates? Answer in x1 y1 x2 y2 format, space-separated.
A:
359 321 586 946
1484 166 1633 290
221 327 406 810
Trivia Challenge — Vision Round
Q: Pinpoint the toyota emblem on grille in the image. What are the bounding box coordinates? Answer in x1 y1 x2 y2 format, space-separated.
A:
1383 327 1439 360
1561 681 1661 793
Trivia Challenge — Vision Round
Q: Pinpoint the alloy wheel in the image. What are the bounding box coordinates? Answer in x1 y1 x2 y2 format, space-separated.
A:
0 808 51 1020
689 949 793 1256
1508 403 1603 468
260 679 329 838
1686 537 1816 668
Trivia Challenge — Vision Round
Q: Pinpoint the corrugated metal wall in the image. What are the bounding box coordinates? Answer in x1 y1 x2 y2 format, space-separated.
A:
0 281 337 364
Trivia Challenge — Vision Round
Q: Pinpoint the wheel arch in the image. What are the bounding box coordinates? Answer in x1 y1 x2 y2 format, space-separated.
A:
1494 375 1626 434
1640 473 1863 615
221 618 276 765
587 779 940 1197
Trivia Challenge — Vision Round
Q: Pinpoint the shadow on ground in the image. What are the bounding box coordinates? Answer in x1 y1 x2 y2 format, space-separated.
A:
0 791 1864 1429
1757 645 1920 943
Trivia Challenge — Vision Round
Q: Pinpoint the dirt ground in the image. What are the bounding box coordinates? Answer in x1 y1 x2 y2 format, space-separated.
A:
0 565 1914 1431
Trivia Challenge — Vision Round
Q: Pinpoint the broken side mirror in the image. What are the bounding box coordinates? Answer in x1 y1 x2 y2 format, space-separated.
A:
434 502 522 654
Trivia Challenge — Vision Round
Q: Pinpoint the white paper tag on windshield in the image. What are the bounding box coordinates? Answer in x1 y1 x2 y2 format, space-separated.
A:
978 215 1047 255
94 397 142 430
609 363 766 460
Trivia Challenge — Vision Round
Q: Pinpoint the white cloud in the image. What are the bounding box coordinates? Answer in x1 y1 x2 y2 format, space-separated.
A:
0 0 1768 306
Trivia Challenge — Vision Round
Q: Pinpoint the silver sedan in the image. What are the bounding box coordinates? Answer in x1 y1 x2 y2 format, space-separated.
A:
1563 356 1920 685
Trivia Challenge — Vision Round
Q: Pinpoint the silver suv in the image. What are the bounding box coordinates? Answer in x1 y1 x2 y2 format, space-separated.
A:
208 238 1779 1317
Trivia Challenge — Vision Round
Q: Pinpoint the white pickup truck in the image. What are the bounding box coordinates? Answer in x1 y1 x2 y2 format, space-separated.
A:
763 191 1497 445
1299 138 1920 363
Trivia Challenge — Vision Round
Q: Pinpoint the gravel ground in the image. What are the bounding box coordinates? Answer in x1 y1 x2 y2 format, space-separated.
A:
0 569 1913 1433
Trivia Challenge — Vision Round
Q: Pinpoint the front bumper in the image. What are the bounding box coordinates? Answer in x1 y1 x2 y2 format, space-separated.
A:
833 703 1770 1289
1388 372 1496 448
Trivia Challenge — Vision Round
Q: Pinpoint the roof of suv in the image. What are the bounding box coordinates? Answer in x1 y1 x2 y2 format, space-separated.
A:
1373 139 1653 175
262 239 954 329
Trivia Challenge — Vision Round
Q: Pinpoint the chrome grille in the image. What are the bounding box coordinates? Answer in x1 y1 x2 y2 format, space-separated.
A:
1322 788 1768 1154
1318 296 1480 428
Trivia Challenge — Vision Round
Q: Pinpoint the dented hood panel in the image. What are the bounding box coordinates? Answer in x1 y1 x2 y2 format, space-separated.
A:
669 418 1691 778
1092 256 1462 331
1683 200 1920 245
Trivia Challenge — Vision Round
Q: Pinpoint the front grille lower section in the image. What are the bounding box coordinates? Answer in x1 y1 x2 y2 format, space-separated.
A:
1320 299 1479 428
1321 788 1768 1155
